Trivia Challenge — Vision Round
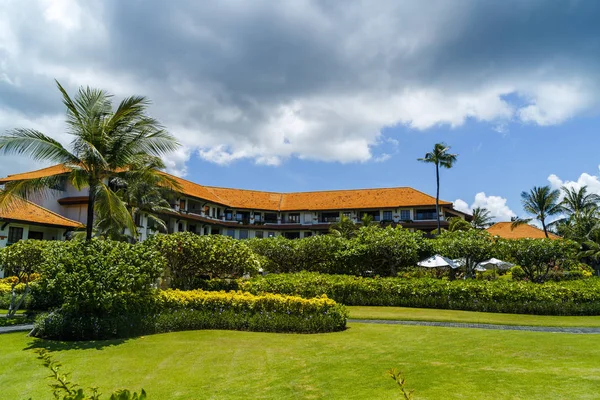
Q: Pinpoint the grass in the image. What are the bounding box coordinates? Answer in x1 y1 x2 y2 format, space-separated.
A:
1 323 599 399
348 306 600 327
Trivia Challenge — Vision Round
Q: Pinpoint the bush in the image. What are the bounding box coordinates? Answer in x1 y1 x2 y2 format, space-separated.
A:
31 239 164 312
241 272 600 315
33 290 348 340
145 233 260 289
497 238 580 282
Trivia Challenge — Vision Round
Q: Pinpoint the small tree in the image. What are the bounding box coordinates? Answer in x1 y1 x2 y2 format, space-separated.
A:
432 229 494 278
329 215 359 239
0 240 49 317
344 226 427 276
498 238 579 282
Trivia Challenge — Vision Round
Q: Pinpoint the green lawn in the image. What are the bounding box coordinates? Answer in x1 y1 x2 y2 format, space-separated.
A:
348 306 600 327
1 323 599 399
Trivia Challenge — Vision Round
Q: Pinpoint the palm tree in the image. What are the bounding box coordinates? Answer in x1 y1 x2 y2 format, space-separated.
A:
0 81 179 240
512 186 561 238
560 186 600 217
470 207 494 229
329 215 358 239
447 217 472 232
418 143 458 235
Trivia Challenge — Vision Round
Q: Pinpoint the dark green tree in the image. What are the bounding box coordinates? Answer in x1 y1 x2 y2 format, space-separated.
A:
418 143 458 235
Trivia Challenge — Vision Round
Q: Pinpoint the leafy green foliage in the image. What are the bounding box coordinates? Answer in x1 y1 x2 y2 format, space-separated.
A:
243 272 600 315
342 226 429 276
497 238 579 282
31 240 164 313
31 349 146 400
431 230 494 277
33 289 348 340
145 232 260 289
0 240 57 317
387 368 414 400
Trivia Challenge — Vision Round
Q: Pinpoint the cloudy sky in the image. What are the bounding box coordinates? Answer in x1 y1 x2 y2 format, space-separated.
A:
1 0 600 221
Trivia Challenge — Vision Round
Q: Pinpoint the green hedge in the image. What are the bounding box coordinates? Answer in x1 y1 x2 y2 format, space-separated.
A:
241 272 600 315
32 289 348 340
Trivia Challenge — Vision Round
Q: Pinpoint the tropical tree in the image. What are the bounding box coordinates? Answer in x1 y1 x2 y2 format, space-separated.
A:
447 217 472 232
560 186 600 217
512 186 561 238
471 207 494 229
418 143 458 235
329 215 359 239
0 81 179 240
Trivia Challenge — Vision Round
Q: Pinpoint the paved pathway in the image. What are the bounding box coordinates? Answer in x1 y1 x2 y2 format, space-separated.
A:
348 319 600 334
0 324 34 334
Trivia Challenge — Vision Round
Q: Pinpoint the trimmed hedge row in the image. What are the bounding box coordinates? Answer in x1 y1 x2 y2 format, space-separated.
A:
32 289 348 340
241 272 600 315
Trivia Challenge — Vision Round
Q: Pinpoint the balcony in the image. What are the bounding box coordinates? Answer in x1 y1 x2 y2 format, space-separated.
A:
414 213 444 221
321 216 340 223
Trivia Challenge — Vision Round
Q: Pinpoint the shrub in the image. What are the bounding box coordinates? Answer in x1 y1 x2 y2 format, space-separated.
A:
241 272 600 315
31 239 164 312
246 236 301 273
497 238 580 282
33 289 348 340
431 230 494 277
341 226 430 276
145 233 260 289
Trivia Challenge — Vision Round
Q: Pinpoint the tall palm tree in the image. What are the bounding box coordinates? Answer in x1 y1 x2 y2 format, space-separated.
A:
471 207 494 229
512 186 561 238
560 186 600 217
0 81 179 240
418 143 458 235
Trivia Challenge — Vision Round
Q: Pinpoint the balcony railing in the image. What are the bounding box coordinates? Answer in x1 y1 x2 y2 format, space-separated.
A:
321 216 340 223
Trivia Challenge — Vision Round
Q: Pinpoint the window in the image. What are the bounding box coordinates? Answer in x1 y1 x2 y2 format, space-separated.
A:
254 213 262 222
287 213 300 223
235 213 243 221
264 213 278 223
7 227 23 245
178 223 184 232
382 211 393 221
189 224 196 233
28 231 43 240
211 227 220 235
255 231 264 239
225 210 233 220
226 229 236 238
283 232 301 239
268 231 276 238
239 230 249 239
342 211 352 218
179 200 186 210
134 213 142 226
304 232 312 238
321 212 339 223
400 210 411 220
416 209 437 220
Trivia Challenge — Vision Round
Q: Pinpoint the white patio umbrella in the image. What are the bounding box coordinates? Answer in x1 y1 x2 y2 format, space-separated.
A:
476 258 514 271
417 254 459 269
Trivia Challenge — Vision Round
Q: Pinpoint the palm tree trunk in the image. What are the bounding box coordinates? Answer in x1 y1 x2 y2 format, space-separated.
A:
435 163 441 235
86 184 96 241
541 218 548 238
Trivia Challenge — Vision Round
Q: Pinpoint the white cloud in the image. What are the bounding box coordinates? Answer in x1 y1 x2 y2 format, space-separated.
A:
454 192 516 222
1 1 600 176
547 166 600 199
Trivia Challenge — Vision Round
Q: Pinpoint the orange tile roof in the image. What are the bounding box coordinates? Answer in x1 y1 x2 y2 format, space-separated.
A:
0 198 84 228
279 187 449 211
486 222 561 240
204 186 282 211
2 165 454 212
0 164 71 183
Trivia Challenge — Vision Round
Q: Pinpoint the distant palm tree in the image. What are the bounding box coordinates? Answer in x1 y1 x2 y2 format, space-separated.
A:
447 217 472 232
418 143 458 235
560 186 600 217
512 186 561 238
0 81 179 240
470 207 494 229
329 215 358 239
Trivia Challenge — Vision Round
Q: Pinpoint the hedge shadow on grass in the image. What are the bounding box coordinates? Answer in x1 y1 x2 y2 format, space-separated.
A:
24 337 129 352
